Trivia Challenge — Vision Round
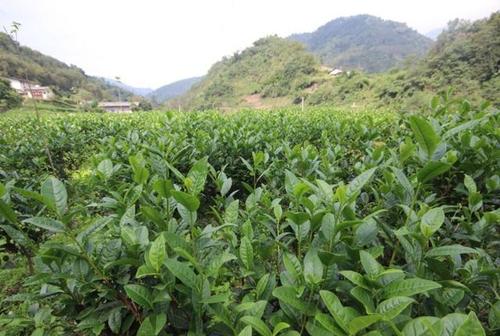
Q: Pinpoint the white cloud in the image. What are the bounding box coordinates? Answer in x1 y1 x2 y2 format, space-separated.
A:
1 0 498 88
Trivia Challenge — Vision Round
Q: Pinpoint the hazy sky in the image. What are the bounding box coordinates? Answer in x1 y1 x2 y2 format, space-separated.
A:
1 1 498 88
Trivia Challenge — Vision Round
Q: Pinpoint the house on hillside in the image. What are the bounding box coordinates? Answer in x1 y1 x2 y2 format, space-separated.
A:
98 101 133 112
329 68 344 76
8 78 54 100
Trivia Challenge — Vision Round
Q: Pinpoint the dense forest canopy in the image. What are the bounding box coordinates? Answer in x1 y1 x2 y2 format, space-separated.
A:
289 15 434 72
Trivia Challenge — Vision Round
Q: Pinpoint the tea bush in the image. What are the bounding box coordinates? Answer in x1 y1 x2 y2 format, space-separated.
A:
0 99 498 335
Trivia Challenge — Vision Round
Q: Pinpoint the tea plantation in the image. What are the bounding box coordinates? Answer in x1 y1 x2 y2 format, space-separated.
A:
0 98 499 335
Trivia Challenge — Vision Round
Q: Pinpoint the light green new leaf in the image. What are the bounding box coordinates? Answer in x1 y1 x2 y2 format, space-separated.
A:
382 278 441 298
347 168 377 197
454 311 485 336
425 244 478 258
97 159 113 179
348 314 382 335
272 322 290 336
41 176 67 216
402 316 443 336
238 325 252 336
420 207 444 238
24 217 65 233
124 284 153 309
240 316 272 336
376 296 414 320
148 234 167 272
240 237 254 270
319 290 349 332
441 313 467 336
304 248 323 285
409 115 441 159
187 157 209 195
350 286 375 314
172 190 200 211
164 258 198 289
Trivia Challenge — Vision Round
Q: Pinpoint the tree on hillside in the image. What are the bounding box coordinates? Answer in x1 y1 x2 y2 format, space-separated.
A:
0 78 21 111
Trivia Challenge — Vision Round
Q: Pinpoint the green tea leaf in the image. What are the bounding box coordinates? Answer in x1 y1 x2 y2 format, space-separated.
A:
240 316 272 336
376 296 414 320
409 116 441 159
148 234 167 272
420 207 444 238
240 236 254 270
359 250 383 277
172 190 200 211
41 176 67 216
273 286 316 316
137 313 166 336
425 244 478 258
454 311 485 336
382 278 441 298
348 314 382 335
24 217 65 233
417 161 451 183
124 284 153 309
164 258 198 289
304 248 323 285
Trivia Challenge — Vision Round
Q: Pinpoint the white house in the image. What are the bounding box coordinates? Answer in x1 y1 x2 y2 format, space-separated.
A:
8 78 53 100
329 68 344 76
98 102 133 113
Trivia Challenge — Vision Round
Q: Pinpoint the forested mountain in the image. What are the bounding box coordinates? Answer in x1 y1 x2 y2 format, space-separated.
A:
170 36 323 110
0 32 132 101
289 15 433 72
176 13 499 111
148 77 203 103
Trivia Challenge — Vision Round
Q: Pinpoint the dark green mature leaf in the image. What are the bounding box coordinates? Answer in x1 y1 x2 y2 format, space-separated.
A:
0 224 31 247
172 190 200 211
382 278 441 298
41 176 67 216
137 313 167 336
164 258 198 289
273 286 316 316
24 217 65 233
107 308 122 334
124 284 153 309
359 250 383 277
425 245 479 258
0 199 17 224
409 116 441 159
417 161 451 183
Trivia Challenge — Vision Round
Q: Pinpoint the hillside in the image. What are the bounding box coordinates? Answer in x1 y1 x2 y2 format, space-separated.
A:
171 36 323 110
148 76 203 103
289 15 433 72
0 32 131 102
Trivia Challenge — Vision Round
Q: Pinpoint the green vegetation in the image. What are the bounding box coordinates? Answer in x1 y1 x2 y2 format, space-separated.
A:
0 95 499 335
171 36 322 110
0 78 21 111
289 14 433 72
0 32 132 102
148 76 203 104
176 13 499 111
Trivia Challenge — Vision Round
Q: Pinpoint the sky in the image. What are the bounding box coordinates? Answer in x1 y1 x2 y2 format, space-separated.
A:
1 1 498 89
